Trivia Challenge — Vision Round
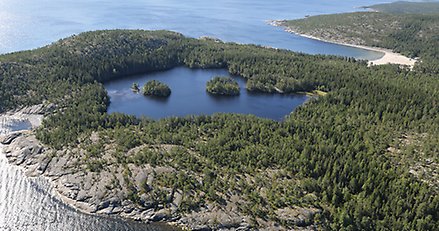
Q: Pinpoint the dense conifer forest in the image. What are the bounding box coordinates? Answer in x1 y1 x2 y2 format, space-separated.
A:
142 80 171 97
0 29 438 230
279 9 439 73
206 76 240 96
365 1 439 14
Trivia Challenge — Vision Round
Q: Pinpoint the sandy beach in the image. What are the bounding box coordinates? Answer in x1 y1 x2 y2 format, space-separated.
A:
270 20 417 68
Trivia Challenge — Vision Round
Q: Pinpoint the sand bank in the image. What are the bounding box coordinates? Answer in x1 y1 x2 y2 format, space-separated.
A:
269 20 417 67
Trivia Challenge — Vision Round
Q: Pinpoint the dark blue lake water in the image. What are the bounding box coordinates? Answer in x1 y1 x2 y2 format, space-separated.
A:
106 67 309 121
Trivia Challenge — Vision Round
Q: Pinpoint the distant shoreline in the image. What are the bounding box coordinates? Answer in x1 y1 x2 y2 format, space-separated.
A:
269 20 416 68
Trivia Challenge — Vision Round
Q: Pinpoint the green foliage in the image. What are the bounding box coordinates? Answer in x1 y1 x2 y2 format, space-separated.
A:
0 29 438 230
206 76 240 96
280 12 439 73
366 1 439 14
142 80 171 97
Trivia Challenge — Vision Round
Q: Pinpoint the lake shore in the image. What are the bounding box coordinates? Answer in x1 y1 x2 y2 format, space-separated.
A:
269 20 417 67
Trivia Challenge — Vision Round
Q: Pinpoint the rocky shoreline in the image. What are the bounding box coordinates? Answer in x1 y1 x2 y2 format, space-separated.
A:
0 131 257 230
0 106 250 231
1 104 319 231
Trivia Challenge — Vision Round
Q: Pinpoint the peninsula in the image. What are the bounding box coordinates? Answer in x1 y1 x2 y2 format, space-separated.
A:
270 2 439 69
0 29 438 230
270 19 416 67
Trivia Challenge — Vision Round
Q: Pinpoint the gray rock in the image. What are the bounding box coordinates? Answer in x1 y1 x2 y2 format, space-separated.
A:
141 208 155 220
237 222 251 230
76 190 92 202
37 157 51 173
192 225 212 231
123 205 135 214
167 215 181 222
12 104 56 118
112 206 124 214
97 200 111 210
66 190 79 200
121 200 133 207
0 129 309 230
15 148 32 165
0 132 21 144
151 209 168 222
172 190 183 207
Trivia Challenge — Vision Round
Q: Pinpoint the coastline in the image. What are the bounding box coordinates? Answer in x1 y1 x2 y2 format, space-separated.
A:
0 106 175 230
0 110 182 231
269 20 417 67
0 129 251 231
0 107 251 231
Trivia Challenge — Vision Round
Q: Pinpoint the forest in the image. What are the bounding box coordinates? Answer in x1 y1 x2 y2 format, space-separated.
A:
142 80 171 97
279 10 439 74
0 29 438 230
364 1 439 14
206 76 240 96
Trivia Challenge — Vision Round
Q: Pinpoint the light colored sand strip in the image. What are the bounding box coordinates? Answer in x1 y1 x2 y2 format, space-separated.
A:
297 32 416 67
270 20 417 67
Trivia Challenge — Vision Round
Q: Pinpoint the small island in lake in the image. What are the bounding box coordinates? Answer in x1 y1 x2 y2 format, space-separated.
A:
131 82 140 93
206 76 240 96
142 80 171 97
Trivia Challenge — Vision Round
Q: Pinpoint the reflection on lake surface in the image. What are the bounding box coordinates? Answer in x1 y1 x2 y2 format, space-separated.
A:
105 67 309 121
